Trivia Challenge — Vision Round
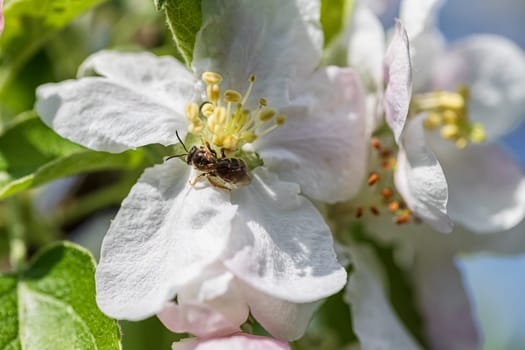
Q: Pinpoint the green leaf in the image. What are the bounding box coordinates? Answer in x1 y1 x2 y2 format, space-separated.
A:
0 241 121 350
0 112 144 199
161 0 203 66
321 0 354 47
0 0 107 94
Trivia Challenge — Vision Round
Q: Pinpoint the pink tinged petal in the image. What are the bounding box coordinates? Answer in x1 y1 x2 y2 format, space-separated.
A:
431 35 525 140
158 302 241 338
171 334 290 350
36 52 196 153
432 141 525 233
237 280 321 340
223 167 347 304
255 66 368 202
345 244 422 350
395 114 453 233
193 0 322 108
383 21 412 143
95 160 237 320
411 235 480 350
157 267 249 338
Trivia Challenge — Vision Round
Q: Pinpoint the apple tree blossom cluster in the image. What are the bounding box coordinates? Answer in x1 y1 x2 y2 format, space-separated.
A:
0 0 524 349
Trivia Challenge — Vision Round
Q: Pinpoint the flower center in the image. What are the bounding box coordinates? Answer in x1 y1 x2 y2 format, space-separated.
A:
331 136 417 226
185 72 286 154
411 86 486 149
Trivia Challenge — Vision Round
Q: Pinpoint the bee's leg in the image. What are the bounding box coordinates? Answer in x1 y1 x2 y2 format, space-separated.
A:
220 148 226 158
205 141 217 158
207 174 232 191
190 173 207 186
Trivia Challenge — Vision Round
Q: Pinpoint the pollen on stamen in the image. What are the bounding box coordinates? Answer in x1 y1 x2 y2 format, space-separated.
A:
371 137 381 150
185 71 286 152
368 173 380 186
413 86 486 149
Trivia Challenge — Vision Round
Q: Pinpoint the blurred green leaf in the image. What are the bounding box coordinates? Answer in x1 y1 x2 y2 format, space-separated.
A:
321 0 353 47
0 112 144 199
161 0 202 66
0 241 121 350
0 0 107 94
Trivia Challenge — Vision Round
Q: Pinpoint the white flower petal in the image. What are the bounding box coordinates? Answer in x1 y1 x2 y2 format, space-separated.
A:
411 233 481 350
410 27 446 92
78 51 196 117
193 0 322 108
96 160 237 320
383 21 412 143
345 244 422 350
255 66 367 202
36 77 189 153
237 279 321 341
431 35 525 140
171 334 290 350
346 3 385 93
223 168 347 304
399 0 443 40
395 115 452 233
431 141 525 233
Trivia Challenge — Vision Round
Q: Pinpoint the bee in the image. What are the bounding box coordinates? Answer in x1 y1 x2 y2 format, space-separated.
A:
167 131 251 190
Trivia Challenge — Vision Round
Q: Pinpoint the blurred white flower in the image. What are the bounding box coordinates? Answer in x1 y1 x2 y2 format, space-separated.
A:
35 0 368 340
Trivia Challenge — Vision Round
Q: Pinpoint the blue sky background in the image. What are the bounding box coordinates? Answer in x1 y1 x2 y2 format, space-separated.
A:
437 1 525 349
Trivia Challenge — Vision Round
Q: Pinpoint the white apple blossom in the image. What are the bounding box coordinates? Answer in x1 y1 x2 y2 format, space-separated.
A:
343 0 525 234
35 0 367 340
338 1 525 349
342 2 452 233
401 0 525 233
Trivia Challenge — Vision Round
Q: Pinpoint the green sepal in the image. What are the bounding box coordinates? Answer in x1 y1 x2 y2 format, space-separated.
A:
160 0 203 66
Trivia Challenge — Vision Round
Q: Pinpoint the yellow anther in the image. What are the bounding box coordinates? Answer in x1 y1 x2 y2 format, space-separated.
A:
201 103 215 117
441 124 459 140
249 75 256 83
438 92 464 110
223 135 238 150
276 115 286 125
259 98 268 107
189 122 204 134
212 135 224 147
224 90 242 103
455 137 468 149
215 107 227 124
423 112 442 129
202 72 223 85
241 131 257 143
470 124 486 143
207 84 220 102
259 108 276 122
185 102 200 121
442 110 459 125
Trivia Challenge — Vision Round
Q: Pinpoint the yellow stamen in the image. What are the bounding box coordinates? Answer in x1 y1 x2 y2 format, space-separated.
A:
224 90 242 103
202 72 223 85
185 71 286 151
